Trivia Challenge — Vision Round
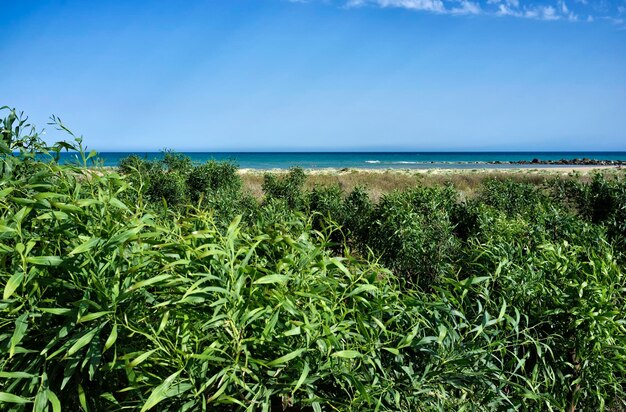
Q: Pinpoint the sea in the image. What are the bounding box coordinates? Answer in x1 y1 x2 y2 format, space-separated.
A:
57 152 626 169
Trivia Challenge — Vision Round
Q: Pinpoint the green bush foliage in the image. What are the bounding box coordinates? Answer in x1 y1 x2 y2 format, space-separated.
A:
341 186 373 249
367 186 460 289
456 212 625 410
2 107 626 411
162 151 193 175
550 174 626 251
146 169 187 207
306 184 345 242
117 155 150 175
118 155 249 222
262 167 306 210
478 178 551 218
186 160 241 202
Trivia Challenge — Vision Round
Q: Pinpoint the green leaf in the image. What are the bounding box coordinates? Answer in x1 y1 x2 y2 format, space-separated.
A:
38 308 74 316
13 206 32 224
109 197 128 210
0 371 36 379
10 313 28 358
126 274 171 292
107 226 143 247
157 311 169 335
3 270 24 300
140 371 182 412
61 356 80 389
99 393 120 406
283 326 301 337
293 362 310 394
0 392 31 404
0 225 17 234
76 198 102 208
103 324 117 352
461 276 491 287
67 327 99 356
47 390 61 412
267 348 307 367
383 347 400 355
26 256 63 266
34 385 48 412
128 349 157 368
36 211 69 220
77 311 111 323
330 257 351 277
253 274 290 285
331 350 362 359
0 187 15 198
51 202 82 213
347 284 378 297
69 237 101 255
78 384 88 412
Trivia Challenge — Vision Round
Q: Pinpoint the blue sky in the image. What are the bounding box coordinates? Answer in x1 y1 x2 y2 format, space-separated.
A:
1 0 625 151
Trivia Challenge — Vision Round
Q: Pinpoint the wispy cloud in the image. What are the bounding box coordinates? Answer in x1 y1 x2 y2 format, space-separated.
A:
346 0 479 15
346 0 447 13
296 0 626 24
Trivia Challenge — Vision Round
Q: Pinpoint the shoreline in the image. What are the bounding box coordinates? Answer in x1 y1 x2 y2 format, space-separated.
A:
237 165 623 176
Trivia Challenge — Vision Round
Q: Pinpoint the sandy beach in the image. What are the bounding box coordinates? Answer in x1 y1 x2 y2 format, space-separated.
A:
238 165 622 176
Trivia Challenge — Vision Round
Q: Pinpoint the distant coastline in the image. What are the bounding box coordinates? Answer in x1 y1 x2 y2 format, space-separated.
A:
58 151 626 169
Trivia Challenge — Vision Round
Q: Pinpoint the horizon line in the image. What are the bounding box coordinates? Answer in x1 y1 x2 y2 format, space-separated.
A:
71 150 626 154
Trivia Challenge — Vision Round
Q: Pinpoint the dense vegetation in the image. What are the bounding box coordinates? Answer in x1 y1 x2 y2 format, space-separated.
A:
2 107 626 411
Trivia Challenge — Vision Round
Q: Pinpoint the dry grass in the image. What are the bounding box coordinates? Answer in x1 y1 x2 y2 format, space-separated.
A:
239 167 621 201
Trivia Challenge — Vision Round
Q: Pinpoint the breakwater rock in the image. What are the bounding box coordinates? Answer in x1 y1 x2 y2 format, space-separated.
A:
489 158 626 166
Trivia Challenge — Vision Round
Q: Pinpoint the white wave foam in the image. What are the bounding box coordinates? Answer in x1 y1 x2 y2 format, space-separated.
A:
365 160 381 164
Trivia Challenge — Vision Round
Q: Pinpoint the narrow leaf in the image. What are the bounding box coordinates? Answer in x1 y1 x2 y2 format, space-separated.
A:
331 350 362 359
254 274 290 285
140 371 181 412
103 324 117 352
268 349 306 367
47 390 61 412
0 392 30 404
67 327 99 356
69 237 101 256
26 256 63 266
3 270 24 300
10 313 28 358
126 274 171 292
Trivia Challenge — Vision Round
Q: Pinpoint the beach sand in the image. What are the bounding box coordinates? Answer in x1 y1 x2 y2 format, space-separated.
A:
238 165 621 175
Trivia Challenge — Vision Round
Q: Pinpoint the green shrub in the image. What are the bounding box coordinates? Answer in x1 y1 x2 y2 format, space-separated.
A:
186 160 241 202
307 185 344 232
548 173 626 254
453 222 626 410
1 106 76 178
478 178 550 217
450 199 484 240
146 169 187 206
1 150 485 410
343 186 373 246
162 151 193 175
118 154 151 175
262 167 306 209
368 186 459 289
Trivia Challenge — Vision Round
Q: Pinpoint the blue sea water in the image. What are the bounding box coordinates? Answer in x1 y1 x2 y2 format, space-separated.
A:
58 152 626 169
